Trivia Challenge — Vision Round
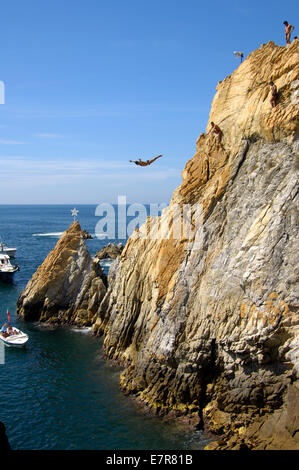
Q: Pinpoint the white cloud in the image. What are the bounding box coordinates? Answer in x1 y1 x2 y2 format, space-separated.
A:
34 133 64 138
0 139 26 145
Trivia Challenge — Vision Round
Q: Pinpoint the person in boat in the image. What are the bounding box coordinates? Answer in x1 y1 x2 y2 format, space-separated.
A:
269 81 279 108
129 155 163 166
0 323 9 338
283 21 295 44
6 325 13 335
0 323 7 333
6 325 17 336
208 122 223 144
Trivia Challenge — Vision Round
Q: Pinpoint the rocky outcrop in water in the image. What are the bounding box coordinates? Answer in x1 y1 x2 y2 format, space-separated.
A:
82 229 93 240
93 41 299 449
17 222 107 326
94 243 124 261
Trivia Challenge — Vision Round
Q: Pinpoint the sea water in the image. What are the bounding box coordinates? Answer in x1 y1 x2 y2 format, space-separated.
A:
0 205 210 450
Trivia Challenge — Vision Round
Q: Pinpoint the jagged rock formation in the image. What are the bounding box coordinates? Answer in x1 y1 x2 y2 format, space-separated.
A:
17 222 107 326
94 243 124 261
94 41 299 449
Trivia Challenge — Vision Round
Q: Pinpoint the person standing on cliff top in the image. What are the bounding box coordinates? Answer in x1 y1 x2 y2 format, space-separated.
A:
269 81 278 108
208 122 223 145
283 21 295 44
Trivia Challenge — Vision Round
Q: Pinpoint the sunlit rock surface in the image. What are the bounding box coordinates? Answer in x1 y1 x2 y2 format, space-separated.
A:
17 222 107 326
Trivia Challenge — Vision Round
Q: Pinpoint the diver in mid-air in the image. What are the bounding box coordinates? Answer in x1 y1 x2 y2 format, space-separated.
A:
129 155 163 166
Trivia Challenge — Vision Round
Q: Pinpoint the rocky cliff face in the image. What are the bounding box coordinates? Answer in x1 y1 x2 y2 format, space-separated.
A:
17 222 107 326
94 41 299 449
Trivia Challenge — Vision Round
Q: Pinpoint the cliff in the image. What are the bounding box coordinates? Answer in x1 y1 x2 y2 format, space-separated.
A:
93 41 299 449
17 222 107 326
16 41 299 450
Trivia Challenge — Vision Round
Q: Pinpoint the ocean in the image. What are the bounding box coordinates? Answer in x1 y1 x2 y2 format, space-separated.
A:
0 205 210 450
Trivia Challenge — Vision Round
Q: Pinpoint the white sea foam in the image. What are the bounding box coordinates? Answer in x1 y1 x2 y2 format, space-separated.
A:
32 232 63 238
70 327 92 334
99 258 114 267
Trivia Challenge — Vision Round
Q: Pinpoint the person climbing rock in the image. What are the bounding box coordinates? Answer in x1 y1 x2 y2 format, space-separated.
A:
269 81 278 108
129 155 163 166
208 122 223 144
283 21 295 44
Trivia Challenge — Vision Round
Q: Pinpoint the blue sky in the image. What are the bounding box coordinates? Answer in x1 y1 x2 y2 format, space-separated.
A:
0 0 297 204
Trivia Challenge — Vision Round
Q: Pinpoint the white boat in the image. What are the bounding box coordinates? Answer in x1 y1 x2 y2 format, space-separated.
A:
0 327 29 348
0 242 17 258
0 254 19 282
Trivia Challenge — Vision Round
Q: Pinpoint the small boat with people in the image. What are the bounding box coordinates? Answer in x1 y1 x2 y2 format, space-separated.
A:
0 311 29 348
0 241 17 258
0 254 19 282
0 325 29 348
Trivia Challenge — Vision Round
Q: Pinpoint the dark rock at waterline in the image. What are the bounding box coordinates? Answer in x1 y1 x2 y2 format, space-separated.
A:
0 422 11 451
94 243 124 261
81 230 93 240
